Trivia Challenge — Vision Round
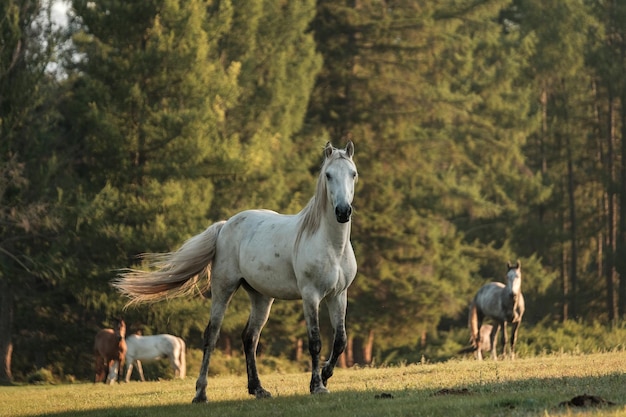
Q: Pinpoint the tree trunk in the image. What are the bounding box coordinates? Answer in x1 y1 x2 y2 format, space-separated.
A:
619 87 626 317
0 279 14 384
362 329 374 365
344 335 354 367
605 93 619 322
565 133 578 318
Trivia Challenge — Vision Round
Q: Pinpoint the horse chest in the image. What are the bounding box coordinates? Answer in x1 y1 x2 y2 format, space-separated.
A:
298 251 356 296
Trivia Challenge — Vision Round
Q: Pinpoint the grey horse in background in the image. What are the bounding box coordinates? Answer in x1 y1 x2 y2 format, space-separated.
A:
468 261 525 360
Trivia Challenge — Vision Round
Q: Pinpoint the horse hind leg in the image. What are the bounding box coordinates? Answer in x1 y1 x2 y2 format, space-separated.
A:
177 338 186 379
242 289 274 399
192 280 240 404
94 354 106 383
136 360 145 381
321 292 348 389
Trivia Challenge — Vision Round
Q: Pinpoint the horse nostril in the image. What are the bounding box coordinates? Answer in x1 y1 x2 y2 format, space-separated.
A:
335 205 352 223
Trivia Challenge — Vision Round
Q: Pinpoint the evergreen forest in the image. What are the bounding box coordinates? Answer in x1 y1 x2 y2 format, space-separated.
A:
2 0 626 383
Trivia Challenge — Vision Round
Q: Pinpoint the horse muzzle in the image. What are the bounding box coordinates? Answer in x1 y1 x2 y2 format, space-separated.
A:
335 204 352 223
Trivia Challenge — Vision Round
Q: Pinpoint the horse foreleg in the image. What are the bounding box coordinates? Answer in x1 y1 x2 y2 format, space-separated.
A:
510 321 521 360
501 322 509 359
106 360 118 384
490 324 500 361
242 291 274 399
468 302 481 358
303 297 327 394
321 292 348 388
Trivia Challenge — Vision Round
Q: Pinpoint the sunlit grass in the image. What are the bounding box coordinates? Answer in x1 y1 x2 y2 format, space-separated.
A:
2 352 625 417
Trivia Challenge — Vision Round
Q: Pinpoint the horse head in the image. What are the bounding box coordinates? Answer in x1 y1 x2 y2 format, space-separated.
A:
323 141 358 224
506 260 522 298
114 318 127 342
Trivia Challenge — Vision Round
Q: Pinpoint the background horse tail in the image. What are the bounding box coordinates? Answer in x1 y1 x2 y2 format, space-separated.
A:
114 221 226 304
458 345 478 354
177 337 186 379
468 300 480 348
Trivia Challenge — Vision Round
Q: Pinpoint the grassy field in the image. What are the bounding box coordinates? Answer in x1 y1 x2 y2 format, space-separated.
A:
2 352 625 417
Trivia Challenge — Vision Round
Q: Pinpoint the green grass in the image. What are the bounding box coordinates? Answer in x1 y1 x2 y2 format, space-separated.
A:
2 352 625 417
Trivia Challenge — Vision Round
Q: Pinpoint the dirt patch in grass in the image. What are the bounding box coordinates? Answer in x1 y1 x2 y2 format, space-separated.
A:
433 388 471 396
559 394 616 408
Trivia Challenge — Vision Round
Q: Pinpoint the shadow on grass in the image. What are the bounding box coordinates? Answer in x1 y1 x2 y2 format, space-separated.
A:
34 373 626 417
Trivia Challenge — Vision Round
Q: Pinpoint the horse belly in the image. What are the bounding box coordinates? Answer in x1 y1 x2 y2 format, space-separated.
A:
224 211 301 299
240 256 301 300
131 342 164 362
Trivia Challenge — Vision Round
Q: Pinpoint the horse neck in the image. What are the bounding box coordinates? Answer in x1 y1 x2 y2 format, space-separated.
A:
296 178 351 250
321 206 352 249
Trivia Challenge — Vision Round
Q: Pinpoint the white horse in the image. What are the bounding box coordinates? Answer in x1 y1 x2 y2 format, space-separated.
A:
468 261 525 360
124 333 186 382
114 141 358 403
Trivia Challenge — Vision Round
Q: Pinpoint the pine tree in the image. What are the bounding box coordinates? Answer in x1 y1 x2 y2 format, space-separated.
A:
0 0 63 383
308 0 547 362
64 0 241 339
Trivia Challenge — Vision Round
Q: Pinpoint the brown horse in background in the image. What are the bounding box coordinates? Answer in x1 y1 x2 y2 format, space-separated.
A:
94 318 127 384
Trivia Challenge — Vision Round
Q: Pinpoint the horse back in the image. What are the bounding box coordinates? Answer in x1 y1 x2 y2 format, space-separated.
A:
126 334 179 361
474 282 507 319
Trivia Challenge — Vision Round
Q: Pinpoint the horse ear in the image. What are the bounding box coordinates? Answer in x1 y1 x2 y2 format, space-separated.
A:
324 142 333 159
516 259 521 269
345 140 354 158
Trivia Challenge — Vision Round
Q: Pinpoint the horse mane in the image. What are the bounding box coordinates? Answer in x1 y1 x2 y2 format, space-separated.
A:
294 147 353 250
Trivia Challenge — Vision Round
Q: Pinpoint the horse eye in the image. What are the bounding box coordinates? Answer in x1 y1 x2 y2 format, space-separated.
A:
326 173 332 180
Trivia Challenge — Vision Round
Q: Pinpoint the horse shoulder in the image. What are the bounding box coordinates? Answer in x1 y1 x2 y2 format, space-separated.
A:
125 335 138 356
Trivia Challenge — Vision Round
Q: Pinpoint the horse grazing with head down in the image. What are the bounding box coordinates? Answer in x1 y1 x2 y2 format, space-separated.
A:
124 332 186 382
114 141 358 403
468 261 525 360
94 318 127 384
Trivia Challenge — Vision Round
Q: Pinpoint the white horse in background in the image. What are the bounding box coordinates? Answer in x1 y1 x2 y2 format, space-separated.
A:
114 141 358 403
124 333 186 382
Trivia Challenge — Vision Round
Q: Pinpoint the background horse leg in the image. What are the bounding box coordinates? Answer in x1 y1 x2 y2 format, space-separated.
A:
177 337 186 379
321 292 348 388
303 296 327 394
489 324 501 361
136 360 145 381
94 353 106 383
475 311 485 361
510 321 521 359
124 360 134 382
501 321 509 359
242 290 273 399
106 360 118 384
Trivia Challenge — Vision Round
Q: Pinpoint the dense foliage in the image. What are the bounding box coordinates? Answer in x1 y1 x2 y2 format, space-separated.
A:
2 0 626 382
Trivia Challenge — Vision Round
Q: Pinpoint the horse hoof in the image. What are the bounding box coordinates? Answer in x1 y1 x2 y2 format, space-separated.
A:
254 388 272 399
313 386 330 395
192 396 208 404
